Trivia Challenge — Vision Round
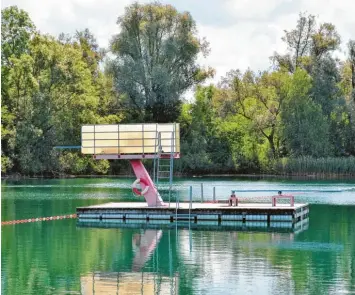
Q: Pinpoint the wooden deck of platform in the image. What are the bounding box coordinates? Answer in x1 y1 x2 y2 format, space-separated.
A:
77 202 309 227
80 202 306 209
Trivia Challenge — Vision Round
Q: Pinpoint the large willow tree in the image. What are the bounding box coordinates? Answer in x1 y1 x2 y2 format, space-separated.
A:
109 2 213 123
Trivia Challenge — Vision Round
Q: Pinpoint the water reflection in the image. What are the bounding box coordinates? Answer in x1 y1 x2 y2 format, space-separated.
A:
75 220 350 295
132 230 162 271
81 229 178 295
80 272 177 295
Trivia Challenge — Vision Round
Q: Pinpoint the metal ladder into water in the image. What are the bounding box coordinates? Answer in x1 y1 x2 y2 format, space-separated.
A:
153 131 175 206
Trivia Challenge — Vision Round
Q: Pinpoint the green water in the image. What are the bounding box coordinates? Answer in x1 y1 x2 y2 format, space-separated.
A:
2 177 355 295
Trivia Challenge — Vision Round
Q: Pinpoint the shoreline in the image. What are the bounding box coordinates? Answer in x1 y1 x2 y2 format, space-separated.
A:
2 173 355 180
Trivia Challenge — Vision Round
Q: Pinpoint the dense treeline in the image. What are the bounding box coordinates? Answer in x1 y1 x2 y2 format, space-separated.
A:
1 4 355 177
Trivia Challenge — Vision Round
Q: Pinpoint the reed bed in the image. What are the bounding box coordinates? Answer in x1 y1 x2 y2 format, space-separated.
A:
272 156 355 176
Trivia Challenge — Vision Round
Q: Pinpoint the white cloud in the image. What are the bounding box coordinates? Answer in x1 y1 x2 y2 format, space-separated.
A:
2 0 355 85
1 0 135 47
196 0 355 83
225 0 287 19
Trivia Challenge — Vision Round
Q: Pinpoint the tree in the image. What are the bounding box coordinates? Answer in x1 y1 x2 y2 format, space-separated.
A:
73 28 106 77
339 40 355 155
271 13 315 73
348 40 355 94
216 69 291 159
5 34 100 174
109 2 213 123
1 6 36 105
177 86 234 174
310 55 351 155
1 6 36 173
311 23 341 60
311 55 343 117
60 28 122 124
1 7 111 175
271 13 340 73
1 6 35 64
282 69 331 157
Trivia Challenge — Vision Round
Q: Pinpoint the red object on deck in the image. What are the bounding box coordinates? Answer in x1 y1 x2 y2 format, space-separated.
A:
272 194 295 207
129 160 165 207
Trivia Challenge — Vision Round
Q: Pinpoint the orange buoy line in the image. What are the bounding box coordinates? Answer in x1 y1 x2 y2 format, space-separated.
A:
1 214 77 226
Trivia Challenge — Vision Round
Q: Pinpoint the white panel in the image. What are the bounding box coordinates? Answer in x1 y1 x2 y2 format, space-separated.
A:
82 125 94 132
81 123 180 155
95 133 118 140
95 125 118 132
82 133 94 140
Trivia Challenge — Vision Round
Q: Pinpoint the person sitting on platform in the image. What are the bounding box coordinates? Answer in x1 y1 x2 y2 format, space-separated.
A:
229 190 238 207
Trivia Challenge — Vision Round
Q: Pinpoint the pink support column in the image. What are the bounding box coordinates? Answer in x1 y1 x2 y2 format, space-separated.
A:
130 160 165 207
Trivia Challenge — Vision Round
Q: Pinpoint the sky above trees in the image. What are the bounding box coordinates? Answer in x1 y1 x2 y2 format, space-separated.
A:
2 0 355 85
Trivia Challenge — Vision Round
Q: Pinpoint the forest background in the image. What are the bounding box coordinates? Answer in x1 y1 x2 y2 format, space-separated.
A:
1 3 355 177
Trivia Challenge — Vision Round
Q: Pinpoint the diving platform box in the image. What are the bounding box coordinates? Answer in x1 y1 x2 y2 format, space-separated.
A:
81 123 180 159
76 202 309 231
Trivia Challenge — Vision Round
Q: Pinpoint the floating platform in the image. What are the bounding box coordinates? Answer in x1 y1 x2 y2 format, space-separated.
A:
77 202 309 230
77 217 309 233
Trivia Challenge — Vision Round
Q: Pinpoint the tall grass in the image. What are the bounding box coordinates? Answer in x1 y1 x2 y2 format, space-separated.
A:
272 156 355 176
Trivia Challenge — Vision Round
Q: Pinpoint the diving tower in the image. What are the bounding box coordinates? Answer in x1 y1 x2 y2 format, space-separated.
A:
81 123 180 207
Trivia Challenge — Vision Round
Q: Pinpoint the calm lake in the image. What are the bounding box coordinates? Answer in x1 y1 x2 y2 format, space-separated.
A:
2 177 355 295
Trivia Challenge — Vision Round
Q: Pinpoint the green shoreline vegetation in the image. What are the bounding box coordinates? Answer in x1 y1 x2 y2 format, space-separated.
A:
1 4 355 178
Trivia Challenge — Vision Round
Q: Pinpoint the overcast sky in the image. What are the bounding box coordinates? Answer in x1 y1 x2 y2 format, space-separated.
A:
2 0 355 84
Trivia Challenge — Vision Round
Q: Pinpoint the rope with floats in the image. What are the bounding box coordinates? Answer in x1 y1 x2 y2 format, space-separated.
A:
1 214 77 226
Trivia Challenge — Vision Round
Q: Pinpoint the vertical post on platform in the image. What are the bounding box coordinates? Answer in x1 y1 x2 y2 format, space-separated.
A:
153 124 158 183
189 185 192 253
189 219 192 253
117 124 120 157
169 131 174 208
157 132 161 185
213 187 216 202
142 124 144 157
175 191 178 220
189 186 192 215
200 183 204 203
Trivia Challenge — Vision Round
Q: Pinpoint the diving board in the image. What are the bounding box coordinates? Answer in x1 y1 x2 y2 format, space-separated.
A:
81 123 180 207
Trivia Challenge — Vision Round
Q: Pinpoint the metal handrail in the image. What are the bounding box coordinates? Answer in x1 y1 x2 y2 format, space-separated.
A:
83 130 177 150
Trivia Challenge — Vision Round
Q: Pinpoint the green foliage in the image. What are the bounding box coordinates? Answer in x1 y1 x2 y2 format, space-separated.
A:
109 2 213 123
1 5 354 177
215 69 291 159
1 6 35 62
348 40 355 92
1 154 13 173
282 69 331 157
271 12 341 73
58 153 110 175
177 85 234 174
1 6 118 176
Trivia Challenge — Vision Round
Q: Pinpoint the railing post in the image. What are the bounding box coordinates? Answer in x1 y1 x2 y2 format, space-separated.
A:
189 186 192 213
213 187 216 202
93 124 96 156
200 183 204 203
